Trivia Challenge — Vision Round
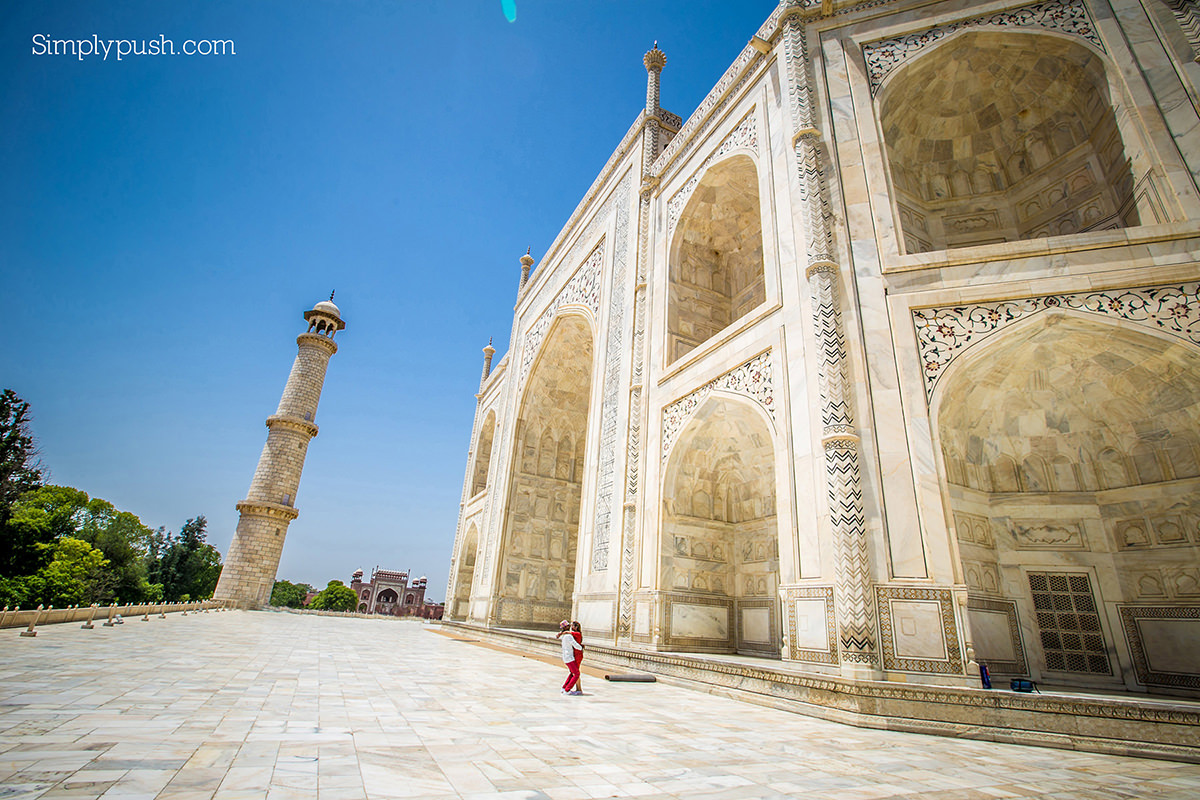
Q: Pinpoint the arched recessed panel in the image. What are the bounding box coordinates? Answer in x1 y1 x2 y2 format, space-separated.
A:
660 395 780 656
471 413 496 497
668 155 765 362
880 31 1151 254
451 523 479 619
936 314 1200 694
497 313 594 629
938 316 1200 492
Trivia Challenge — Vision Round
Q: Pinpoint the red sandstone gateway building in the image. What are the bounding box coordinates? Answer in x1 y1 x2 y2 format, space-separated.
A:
350 568 444 619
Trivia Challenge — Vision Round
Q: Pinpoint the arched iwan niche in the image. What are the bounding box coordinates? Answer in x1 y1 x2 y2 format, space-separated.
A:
471 412 496 497
881 30 1165 254
668 154 765 363
496 313 594 629
451 523 479 620
937 313 1200 694
660 394 780 656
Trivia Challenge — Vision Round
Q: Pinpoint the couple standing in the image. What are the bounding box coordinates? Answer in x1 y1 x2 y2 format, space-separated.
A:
557 620 584 695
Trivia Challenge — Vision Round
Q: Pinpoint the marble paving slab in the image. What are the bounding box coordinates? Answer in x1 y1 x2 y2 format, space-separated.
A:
2 612 1199 799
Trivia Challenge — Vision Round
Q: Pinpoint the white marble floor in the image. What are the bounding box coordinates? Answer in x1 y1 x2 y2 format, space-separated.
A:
2 611 1199 800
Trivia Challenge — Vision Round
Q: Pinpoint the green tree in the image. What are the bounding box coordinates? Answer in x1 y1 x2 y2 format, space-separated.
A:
76 499 154 601
2 484 89 578
308 580 357 611
1 485 161 604
0 389 44 516
0 392 221 607
25 537 109 606
270 579 313 608
154 516 222 601
0 575 32 607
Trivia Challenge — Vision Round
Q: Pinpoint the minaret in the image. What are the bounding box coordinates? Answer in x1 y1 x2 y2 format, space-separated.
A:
214 294 345 608
480 338 496 390
519 248 534 292
643 42 667 165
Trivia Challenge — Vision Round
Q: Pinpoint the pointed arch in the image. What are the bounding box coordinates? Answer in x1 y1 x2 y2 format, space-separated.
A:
660 392 781 656
471 411 496 497
879 29 1164 253
667 154 766 362
933 312 1200 693
450 523 479 620
495 311 595 629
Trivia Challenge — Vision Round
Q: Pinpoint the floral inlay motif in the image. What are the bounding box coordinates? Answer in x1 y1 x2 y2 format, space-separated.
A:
661 350 774 461
863 0 1102 95
518 243 604 387
667 112 759 239
913 283 1200 399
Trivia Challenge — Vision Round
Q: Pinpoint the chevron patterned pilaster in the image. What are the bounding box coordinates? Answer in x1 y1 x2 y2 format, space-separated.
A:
788 13 878 669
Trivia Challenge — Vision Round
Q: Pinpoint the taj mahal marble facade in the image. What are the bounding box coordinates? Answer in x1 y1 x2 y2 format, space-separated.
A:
448 0 1200 699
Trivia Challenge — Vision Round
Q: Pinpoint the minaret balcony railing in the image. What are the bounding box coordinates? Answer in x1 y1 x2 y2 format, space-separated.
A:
265 413 319 437
235 499 300 522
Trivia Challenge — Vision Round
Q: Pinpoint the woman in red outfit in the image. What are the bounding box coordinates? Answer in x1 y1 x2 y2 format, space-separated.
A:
558 620 582 693
570 621 584 695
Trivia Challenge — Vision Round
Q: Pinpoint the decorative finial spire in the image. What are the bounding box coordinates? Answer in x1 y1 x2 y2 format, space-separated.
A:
330 290 335 301
481 337 497 384
644 41 666 73
519 248 535 291
643 42 667 162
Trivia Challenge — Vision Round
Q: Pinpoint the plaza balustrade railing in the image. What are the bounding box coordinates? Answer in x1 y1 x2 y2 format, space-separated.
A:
0 599 236 635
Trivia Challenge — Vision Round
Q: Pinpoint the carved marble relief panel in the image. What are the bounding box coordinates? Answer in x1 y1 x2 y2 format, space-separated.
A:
1119 605 1200 689
876 586 963 674
968 596 1029 676
785 586 838 664
953 511 994 548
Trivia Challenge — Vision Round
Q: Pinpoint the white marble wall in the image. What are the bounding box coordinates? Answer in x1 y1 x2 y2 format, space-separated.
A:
449 0 1200 694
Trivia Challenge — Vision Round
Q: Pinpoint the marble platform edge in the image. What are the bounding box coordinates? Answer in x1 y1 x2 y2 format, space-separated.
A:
439 621 1200 764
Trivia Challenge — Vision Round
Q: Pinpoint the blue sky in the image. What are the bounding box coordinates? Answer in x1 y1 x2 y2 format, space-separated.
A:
1 0 777 600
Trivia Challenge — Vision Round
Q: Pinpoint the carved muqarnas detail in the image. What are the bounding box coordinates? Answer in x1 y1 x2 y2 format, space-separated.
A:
913 283 1200 398
862 0 1102 95
661 350 775 461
